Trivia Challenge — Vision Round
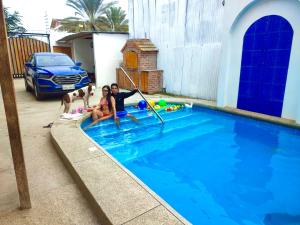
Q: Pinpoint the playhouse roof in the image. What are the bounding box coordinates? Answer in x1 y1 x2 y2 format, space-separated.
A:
121 39 158 52
57 31 129 43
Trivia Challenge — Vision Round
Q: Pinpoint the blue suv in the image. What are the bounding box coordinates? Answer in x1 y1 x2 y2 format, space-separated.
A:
24 52 90 100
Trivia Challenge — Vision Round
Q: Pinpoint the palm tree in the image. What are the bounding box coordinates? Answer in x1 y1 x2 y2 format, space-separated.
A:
59 20 87 33
4 7 26 33
98 6 128 32
59 0 116 32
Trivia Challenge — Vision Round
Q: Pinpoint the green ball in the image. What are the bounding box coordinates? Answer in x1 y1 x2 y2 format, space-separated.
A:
158 99 167 107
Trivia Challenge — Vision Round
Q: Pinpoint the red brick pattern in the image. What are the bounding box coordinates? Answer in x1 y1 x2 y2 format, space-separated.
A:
118 39 163 94
139 53 157 71
147 71 163 94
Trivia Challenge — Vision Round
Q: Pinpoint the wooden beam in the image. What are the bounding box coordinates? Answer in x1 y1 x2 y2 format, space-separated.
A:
0 0 31 209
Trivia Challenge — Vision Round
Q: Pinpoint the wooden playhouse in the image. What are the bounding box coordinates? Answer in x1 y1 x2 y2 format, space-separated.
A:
116 39 163 94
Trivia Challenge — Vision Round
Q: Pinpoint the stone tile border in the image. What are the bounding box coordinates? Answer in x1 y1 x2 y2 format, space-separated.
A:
158 97 300 129
51 97 300 225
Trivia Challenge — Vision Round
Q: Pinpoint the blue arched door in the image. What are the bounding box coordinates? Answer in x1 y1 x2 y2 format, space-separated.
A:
237 15 293 117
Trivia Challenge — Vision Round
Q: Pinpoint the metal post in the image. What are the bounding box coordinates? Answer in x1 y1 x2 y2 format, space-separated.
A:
0 0 31 209
120 67 164 124
47 33 51 52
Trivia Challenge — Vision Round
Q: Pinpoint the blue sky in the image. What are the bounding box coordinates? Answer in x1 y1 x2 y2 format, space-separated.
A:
3 0 128 32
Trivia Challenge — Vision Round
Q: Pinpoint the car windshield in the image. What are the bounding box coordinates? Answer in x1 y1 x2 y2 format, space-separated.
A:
36 55 75 67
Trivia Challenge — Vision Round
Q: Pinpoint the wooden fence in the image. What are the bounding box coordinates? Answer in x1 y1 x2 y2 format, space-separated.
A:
7 33 50 78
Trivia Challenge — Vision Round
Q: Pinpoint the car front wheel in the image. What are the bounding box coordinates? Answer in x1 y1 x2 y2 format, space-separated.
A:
24 78 31 92
34 83 43 100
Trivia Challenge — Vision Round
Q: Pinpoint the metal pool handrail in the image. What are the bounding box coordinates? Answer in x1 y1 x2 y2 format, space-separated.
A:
120 67 165 124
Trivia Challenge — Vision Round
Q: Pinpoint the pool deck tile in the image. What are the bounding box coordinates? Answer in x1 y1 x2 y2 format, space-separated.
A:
223 107 300 128
51 120 104 163
74 156 160 225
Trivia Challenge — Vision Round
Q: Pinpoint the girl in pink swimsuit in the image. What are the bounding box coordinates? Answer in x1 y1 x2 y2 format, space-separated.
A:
91 85 117 126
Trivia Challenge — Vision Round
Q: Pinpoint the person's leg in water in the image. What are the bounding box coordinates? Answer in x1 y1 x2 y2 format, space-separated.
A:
115 111 139 128
115 117 120 129
92 108 103 121
127 113 139 124
84 113 112 130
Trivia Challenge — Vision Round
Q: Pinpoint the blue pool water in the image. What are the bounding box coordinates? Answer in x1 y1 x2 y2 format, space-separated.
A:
82 106 300 225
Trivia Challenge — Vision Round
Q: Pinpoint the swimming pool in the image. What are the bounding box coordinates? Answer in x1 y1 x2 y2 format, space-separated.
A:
82 105 300 225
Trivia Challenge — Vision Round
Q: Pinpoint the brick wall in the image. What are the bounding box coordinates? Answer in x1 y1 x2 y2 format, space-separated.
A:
139 53 157 71
147 71 163 94
119 39 163 94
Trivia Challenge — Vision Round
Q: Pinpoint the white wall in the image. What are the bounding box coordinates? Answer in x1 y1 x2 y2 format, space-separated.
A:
128 0 224 100
217 0 300 123
72 38 95 73
93 33 128 88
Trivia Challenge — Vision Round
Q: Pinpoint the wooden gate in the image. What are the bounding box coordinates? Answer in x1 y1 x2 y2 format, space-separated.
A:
53 46 72 58
7 33 50 78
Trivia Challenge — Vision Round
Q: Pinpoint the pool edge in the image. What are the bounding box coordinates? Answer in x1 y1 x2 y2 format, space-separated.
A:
164 99 300 129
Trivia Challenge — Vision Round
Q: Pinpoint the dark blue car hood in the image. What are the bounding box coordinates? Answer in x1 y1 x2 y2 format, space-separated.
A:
36 66 84 75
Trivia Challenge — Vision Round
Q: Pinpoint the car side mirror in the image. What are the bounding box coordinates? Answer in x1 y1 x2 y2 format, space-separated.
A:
75 62 82 66
25 62 33 67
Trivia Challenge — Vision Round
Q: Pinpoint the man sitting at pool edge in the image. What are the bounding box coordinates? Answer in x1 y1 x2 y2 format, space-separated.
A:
111 83 139 126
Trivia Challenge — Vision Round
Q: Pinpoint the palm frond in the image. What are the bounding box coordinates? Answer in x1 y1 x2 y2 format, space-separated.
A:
62 0 124 32
96 1 117 15
98 6 128 32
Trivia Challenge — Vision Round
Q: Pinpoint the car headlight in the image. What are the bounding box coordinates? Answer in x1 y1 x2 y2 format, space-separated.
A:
80 72 88 77
38 74 52 79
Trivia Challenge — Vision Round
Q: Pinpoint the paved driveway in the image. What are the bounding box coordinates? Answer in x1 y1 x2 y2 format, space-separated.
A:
0 79 100 225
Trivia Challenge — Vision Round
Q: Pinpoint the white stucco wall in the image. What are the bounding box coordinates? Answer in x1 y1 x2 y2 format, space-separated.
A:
217 0 300 123
72 38 95 73
128 0 224 100
93 33 128 88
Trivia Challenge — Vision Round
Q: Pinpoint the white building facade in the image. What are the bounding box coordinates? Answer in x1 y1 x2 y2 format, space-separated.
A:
129 0 300 123
218 0 300 123
56 32 128 88
93 33 129 88
128 0 224 100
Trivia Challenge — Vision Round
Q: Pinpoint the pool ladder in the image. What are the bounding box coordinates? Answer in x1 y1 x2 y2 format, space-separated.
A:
120 67 165 124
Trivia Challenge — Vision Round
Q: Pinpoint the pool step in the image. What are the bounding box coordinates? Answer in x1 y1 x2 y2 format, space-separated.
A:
85 110 189 136
83 109 186 131
92 113 195 139
84 113 156 131
81 109 150 129
99 115 216 150
110 122 223 163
